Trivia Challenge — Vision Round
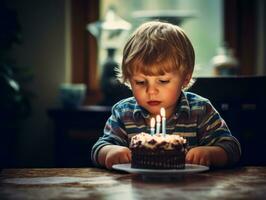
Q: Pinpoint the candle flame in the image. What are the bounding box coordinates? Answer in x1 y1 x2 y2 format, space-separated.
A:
156 115 161 122
150 117 155 128
160 107 166 117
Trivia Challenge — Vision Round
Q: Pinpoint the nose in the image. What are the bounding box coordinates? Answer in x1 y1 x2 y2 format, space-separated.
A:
146 84 158 95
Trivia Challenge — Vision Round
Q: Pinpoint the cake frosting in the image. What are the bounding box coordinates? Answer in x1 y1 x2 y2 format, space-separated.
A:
130 132 187 150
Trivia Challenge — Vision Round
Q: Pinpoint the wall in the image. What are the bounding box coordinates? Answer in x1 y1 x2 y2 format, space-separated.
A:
8 0 70 167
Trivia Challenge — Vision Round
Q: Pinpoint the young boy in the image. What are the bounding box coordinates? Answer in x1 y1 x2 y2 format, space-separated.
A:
91 21 241 169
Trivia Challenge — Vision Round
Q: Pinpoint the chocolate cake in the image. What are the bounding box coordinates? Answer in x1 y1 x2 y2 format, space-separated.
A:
130 133 187 169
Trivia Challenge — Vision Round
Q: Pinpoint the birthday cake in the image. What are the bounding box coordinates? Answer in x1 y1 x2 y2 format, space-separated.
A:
130 132 187 169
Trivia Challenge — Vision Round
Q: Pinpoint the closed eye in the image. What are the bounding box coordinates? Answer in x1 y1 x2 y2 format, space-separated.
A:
159 80 170 84
135 80 145 85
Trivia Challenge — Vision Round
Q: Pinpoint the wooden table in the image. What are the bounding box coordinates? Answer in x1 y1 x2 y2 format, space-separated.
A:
1 167 266 199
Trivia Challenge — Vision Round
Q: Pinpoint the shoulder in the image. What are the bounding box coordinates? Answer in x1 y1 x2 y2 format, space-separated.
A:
183 92 217 116
111 97 138 116
112 97 137 110
184 92 211 106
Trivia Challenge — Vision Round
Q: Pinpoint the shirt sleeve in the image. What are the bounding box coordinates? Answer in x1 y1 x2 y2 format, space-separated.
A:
91 103 129 167
197 100 242 166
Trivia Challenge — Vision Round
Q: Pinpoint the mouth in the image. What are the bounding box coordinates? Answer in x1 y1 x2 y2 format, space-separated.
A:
147 101 161 106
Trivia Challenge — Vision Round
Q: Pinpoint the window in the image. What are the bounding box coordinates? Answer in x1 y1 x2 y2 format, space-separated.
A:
100 0 223 77
71 0 261 105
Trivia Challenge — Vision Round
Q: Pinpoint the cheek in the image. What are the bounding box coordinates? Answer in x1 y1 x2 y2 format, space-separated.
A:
131 87 145 101
164 85 182 100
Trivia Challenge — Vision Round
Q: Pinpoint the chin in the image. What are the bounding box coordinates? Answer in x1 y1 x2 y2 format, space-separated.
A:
146 107 161 116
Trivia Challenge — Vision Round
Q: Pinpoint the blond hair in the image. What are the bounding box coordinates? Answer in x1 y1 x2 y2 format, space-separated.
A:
117 21 195 89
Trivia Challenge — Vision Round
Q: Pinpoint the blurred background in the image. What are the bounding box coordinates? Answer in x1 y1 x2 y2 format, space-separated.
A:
0 0 265 168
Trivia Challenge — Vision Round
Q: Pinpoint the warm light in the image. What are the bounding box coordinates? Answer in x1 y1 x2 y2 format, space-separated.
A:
150 117 155 128
156 115 161 123
156 115 161 134
160 107 166 117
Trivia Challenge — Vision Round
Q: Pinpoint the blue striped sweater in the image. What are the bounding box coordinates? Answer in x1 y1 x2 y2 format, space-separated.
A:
91 92 241 166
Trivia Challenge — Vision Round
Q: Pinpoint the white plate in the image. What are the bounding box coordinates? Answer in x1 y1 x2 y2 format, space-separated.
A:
112 163 209 176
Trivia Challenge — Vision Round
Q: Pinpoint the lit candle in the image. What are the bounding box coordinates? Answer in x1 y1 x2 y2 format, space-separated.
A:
150 117 155 135
156 115 161 134
160 107 166 136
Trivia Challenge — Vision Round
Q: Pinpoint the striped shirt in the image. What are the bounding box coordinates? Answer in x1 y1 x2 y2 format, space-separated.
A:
91 92 241 166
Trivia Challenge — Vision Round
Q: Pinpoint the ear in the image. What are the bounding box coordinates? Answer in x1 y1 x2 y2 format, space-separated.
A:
183 73 192 87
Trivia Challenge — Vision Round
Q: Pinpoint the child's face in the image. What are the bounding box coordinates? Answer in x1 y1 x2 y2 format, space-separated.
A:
129 71 191 119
